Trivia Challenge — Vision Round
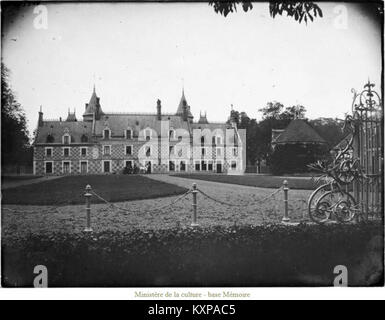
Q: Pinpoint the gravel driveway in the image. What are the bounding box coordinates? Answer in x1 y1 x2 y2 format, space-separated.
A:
2 175 312 240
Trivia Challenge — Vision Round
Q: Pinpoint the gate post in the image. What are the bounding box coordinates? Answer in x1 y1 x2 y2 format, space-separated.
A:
191 183 199 227
282 180 290 223
84 184 93 232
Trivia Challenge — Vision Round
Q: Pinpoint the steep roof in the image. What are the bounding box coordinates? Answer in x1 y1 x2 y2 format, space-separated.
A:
66 112 77 122
94 113 191 137
198 112 209 124
84 86 104 116
273 119 327 145
176 90 194 118
34 120 92 144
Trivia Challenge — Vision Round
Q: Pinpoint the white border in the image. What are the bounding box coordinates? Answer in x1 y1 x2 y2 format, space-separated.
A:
44 160 54 174
79 160 89 174
62 160 71 174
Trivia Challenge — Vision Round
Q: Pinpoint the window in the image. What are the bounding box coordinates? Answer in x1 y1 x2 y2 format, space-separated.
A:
169 161 175 171
180 161 186 172
103 160 111 173
145 146 151 157
233 148 238 157
104 129 110 139
208 161 213 171
231 161 237 170
195 162 201 171
80 161 88 174
126 129 132 139
81 134 88 143
62 161 71 174
216 136 222 145
201 147 206 156
81 147 87 157
45 148 53 157
145 129 151 141
216 147 222 157
126 145 133 155
45 162 53 174
103 145 111 155
125 160 133 168
169 129 175 140
63 134 70 145
201 161 207 171
63 147 70 157
169 146 175 156
46 135 54 143
201 136 205 145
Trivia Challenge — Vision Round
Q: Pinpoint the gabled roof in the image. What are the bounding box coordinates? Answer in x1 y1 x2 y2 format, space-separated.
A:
198 112 209 124
66 111 77 122
94 113 191 137
34 121 92 144
273 119 327 145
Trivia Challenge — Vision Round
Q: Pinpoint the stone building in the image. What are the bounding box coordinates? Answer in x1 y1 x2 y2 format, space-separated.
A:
33 87 245 175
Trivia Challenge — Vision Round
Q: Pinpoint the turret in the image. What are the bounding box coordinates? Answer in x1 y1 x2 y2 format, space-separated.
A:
83 85 104 122
157 99 162 120
38 106 44 127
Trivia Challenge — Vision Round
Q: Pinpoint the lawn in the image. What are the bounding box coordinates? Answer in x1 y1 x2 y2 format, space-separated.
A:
1 175 188 206
2 175 42 183
172 174 321 190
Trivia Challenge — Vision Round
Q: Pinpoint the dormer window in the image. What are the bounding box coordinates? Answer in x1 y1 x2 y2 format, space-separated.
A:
46 134 55 143
63 134 70 145
103 129 110 139
145 129 151 141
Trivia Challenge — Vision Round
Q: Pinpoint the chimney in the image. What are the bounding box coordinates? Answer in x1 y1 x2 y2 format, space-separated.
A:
38 106 44 127
182 101 188 122
157 99 162 120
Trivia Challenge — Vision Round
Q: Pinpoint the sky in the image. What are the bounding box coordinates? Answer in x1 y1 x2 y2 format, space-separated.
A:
2 2 382 135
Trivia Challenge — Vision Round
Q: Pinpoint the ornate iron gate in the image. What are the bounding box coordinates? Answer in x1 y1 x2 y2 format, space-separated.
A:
352 81 383 219
308 81 383 223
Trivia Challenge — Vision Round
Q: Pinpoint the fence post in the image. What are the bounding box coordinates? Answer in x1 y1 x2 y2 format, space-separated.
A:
84 184 93 232
282 180 290 223
191 183 199 227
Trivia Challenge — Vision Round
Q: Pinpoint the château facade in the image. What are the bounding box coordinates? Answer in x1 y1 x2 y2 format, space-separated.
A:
33 87 246 175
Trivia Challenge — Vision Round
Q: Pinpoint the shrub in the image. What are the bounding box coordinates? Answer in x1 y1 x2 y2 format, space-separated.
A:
270 143 329 175
2 222 383 287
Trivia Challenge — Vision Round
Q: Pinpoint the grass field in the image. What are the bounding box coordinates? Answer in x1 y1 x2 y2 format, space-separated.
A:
172 174 321 190
1 175 188 206
2 175 42 183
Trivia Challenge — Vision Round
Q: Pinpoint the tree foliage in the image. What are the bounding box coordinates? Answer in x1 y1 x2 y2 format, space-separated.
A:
270 143 329 175
230 102 344 171
209 1 323 24
1 62 31 166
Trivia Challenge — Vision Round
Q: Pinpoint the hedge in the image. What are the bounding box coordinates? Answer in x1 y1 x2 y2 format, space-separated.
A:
2 222 383 287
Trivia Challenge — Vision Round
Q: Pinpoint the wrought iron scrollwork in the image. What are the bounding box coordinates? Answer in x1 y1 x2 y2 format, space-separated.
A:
307 81 382 224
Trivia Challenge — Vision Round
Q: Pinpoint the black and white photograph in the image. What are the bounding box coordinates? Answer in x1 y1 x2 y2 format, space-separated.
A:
1 0 384 293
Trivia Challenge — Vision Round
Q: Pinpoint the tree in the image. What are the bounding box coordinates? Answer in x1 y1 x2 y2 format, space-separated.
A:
309 118 346 148
1 62 31 167
259 101 284 120
270 143 329 175
280 105 307 120
209 1 323 24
